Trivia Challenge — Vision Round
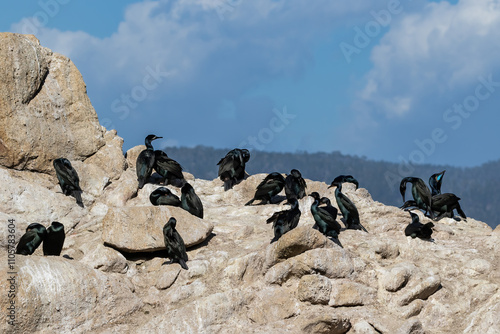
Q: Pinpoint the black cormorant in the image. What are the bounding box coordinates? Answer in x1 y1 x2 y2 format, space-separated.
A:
217 148 250 191
329 175 359 190
43 221 65 256
402 193 466 221
405 211 434 239
285 169 307 203
53 158 84 207
331 182 367 232
16 223 47 255
150 187 181 207
400 177 434 219
429 170 445 196
154 150 185 186
181 183 203 219
266 198 301 243
163 217 188 270
245 172 286 206
136 134 162 189
309 192 340 238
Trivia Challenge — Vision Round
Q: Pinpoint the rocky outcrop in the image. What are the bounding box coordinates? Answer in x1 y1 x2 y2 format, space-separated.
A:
0 32 104 173
102 206 214 252
0 33 499 334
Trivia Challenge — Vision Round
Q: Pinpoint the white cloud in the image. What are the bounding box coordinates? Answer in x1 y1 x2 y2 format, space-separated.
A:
359 0 500 117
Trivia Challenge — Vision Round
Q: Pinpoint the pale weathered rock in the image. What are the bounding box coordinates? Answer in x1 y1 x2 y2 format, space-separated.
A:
397 275 441 306
0 33 104 172
102 206 214 252
396 318 424 334
352 320 379 334
265 248 354 285
329 279 377 307
155 265 181 290
299 312 351 334
0 255 141 333
298 274 332 305
85 130 127 181
265 225 337 267
80 243 129 274
380 263 416 292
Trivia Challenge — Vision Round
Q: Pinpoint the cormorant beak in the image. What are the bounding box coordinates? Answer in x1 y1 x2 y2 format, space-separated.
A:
154 136 163 140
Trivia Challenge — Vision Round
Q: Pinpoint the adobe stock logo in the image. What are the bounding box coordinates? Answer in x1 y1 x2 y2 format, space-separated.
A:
384 74 499 189
19 0 71 35
239 106 296 150
339 0 410 64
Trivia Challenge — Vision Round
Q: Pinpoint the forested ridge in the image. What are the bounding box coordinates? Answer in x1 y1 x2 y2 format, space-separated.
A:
161 146 500 228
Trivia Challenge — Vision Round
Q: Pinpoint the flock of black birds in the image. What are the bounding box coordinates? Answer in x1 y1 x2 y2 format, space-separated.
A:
15 135 467 271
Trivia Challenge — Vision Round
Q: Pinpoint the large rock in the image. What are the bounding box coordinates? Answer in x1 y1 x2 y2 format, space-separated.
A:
0 255 141 333
102 206 214 252
0 33 104 172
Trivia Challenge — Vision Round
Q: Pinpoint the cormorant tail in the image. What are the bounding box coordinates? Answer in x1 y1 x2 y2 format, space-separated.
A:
245 198 255 206
138 178 145 189
179 259 189 270
456 204 467 220
224 179 234 192
73 190 84 208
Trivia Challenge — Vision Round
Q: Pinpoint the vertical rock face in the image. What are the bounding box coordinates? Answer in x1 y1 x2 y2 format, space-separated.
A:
0 33 104 173
1 33 500 334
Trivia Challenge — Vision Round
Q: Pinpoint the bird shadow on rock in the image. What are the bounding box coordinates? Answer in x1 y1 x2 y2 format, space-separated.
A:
186 232 217 251
270 195 286 204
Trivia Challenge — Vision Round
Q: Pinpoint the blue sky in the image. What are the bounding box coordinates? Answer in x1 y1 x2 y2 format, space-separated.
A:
2 0 499 167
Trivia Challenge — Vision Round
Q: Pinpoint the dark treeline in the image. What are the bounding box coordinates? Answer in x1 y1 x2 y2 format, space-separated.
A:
163 145 500 228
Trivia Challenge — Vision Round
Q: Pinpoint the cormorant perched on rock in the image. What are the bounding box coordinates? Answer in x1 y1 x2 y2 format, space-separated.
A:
329 175 359 190
431 193 466 220
150 187 181 207
53 158 84 207
330 182 367 232
181 183 203 218
309 192 340 238
400 177 434 219
266 198 301 243
136 134 162 189
217 148 250 191
429 170 446 196
163 217 188 270
43 222 65 256
245 172 286 206
285 169 307 203
402 193 466 221
154 150 185 186
405 211 434 239
16 223 47 255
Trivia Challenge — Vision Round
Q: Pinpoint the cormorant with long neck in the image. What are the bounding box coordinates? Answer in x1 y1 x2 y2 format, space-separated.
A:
405 211 434 239
245 172 286 206
329 175 359 190
400 177 434 219
309 192 340 238
429 170 446 196
181 183 203 218
154 150 185 186
285 169 307 203
150 187 181 207
330 181 367 232
53 158 84 207
43 222 65 256
16 223 47 255
217 148 250 191
402 193 466 221
266 198 301 243
136 134 162 189
163 217 188 270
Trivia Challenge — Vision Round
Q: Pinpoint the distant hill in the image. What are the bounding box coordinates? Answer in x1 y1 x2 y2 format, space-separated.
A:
162 146 500 229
